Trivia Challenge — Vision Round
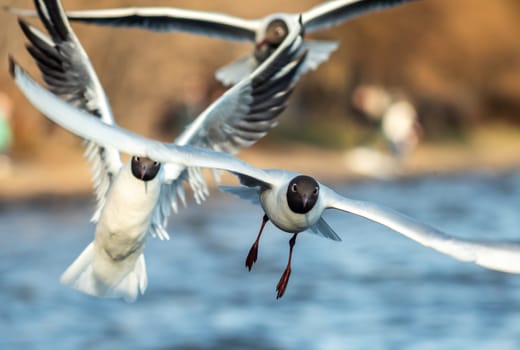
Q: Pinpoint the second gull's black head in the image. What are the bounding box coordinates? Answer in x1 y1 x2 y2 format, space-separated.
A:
255 19 289 62
265 19 289 45
131 156 161 182
286 175 319 214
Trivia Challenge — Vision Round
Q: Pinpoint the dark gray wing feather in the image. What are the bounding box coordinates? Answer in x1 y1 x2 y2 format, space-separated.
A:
18 0 122 221
62 7 258 42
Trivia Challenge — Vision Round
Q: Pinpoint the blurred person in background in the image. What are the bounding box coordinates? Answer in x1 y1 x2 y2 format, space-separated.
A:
0 91 13 177
352 84 422 158
344 85 422 179
381 98 421 158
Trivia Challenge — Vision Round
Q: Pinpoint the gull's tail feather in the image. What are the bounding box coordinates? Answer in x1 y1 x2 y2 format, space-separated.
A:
60 242 147 302
299 40 339 74
215 55 256 86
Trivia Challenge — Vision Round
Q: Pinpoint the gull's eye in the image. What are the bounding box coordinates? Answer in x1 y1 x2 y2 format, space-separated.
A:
153 161 159 167
291 183 298 192
313 187 319 195
134 156 140 162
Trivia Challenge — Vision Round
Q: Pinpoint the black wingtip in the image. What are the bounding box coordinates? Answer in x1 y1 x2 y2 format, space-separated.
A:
8 55 17 78
35 0 71 41
298 14 305 36
17 17 30 31
18 17 39 43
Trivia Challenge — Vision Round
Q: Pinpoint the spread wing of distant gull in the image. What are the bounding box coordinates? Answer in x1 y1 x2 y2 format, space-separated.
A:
11 56 520 298
6 0 418 86
11 0 305 301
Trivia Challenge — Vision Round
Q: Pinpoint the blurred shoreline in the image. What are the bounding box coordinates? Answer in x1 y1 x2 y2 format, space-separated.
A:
1 0 520 207
1 124 520 205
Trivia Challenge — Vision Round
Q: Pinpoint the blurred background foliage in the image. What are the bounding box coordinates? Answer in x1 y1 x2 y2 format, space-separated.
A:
1 0 520 157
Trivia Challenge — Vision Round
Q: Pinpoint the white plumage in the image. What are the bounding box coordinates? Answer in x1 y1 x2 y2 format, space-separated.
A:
60 163 161 302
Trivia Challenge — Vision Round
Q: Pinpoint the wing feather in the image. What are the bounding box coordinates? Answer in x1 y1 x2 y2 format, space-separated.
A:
10 57 275 188
18 0 122 220
323 186 520 274
6 5 258 42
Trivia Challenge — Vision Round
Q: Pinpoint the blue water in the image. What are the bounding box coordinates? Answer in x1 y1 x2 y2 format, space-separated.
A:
2 170 520 350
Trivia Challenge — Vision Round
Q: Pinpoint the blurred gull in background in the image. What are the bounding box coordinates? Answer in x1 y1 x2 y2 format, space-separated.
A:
6 0 417 86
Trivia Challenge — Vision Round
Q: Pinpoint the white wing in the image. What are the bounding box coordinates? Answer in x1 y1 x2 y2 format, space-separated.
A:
302 0 416 33
18 0 122 221
322 186 520 274
9 58 276 188
6 5 260 42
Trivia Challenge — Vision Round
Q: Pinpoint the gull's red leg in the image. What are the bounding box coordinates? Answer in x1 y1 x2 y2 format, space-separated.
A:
245 214 269 271
276 233 299 299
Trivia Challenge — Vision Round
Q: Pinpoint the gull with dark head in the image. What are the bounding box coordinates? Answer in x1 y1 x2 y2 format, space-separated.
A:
11 58 520 300
6 0 417 86
12 0 305 301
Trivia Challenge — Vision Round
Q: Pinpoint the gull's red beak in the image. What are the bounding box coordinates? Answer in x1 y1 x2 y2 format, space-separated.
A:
302 194 309 209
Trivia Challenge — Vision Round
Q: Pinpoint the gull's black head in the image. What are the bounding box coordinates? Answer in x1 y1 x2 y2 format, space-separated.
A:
255 19 289 62
131 156 161 182
265 19 289 45
286 175 319 214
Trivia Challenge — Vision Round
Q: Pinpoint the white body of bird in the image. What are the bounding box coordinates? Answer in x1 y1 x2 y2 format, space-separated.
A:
259 171 323 233
60 163 162 302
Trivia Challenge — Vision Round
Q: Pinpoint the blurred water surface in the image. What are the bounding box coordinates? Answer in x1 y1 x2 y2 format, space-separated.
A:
2 170 520 350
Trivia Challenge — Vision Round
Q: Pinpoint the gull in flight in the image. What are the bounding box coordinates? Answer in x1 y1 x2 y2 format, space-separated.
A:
11 56 520 299
7 0 417 86
12 0 305 301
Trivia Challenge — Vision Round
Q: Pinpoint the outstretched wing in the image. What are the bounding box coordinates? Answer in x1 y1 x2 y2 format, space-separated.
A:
148 20 306 238
175 27 305 153
17 0 122 221
6 5 259 42
9 57 276 198
302 0 416 33
323 186 520 274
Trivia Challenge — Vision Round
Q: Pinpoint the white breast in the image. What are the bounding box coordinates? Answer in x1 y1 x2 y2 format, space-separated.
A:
95 163 162 258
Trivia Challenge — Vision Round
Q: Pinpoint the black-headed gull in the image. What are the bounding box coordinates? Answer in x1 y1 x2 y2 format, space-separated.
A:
7 0 417 86
11 58 520 299
13 0 305 301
